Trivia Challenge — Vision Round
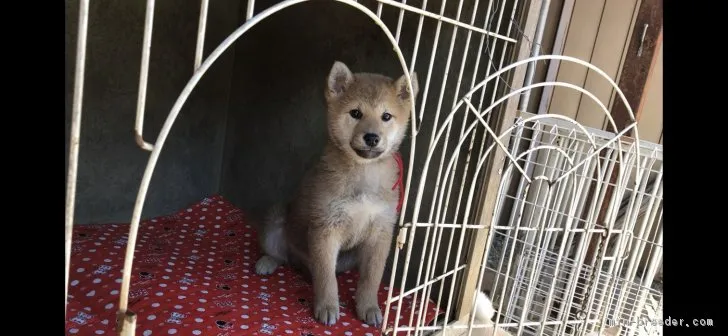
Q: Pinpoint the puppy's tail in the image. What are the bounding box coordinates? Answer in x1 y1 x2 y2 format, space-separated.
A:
259 203 288 262
264 203 287 230
473 291 496 323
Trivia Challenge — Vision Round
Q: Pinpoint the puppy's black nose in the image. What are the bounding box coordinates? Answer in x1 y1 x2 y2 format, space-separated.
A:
363 133 380 147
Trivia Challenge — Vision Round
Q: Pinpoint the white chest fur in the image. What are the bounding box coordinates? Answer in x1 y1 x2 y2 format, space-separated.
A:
346 194 391 224
336 193 393 249
323 162 397 247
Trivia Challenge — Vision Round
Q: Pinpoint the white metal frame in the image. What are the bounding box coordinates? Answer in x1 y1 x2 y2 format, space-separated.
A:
65 1 663 335
65 0 89 318
480 112 663 336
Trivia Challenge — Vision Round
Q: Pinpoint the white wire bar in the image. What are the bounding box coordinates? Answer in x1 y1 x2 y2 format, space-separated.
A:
65 0 89 317
134 0 157 152
195 0 210 70
246 0 256 20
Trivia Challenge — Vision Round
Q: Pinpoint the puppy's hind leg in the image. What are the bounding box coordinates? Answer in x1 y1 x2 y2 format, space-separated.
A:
255 204 288 275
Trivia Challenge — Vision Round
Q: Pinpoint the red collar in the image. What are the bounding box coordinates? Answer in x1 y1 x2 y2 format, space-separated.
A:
392 152 405 215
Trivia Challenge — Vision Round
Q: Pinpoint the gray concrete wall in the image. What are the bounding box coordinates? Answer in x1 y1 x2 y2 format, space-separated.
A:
65 0 240 224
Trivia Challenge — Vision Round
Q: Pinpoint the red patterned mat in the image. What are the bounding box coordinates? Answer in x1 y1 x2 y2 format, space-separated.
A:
66 195 440 335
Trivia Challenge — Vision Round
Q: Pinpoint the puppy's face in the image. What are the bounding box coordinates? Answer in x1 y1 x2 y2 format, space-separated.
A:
324 61 419 164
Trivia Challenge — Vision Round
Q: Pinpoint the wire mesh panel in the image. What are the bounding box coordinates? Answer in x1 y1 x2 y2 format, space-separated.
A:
479 112 663 336
374 0 542 334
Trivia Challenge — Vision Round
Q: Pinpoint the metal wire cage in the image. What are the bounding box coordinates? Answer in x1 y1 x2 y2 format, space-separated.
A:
65 0 663 335
383 81 662 336
480 114 663 336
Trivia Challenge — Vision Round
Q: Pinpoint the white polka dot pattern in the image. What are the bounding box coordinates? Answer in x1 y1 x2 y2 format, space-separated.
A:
65 195 440 335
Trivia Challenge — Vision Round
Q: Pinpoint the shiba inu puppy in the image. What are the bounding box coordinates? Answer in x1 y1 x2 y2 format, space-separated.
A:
254 60 419 327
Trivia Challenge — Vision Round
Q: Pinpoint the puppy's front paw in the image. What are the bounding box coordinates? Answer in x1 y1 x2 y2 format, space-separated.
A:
357 304 383 328
255 255 279 275
314 301 340 326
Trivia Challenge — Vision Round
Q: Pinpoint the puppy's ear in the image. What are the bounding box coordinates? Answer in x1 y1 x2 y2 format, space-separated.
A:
326 61 354 101
394 71 419 102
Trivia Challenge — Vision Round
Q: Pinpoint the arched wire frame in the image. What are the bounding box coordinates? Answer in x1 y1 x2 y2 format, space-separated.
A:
382 55 641 335
486 147 578 336
101 0 422 334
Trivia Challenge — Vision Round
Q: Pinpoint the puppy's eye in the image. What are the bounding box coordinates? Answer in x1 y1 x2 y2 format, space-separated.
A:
349 109 362 119
381 112 392 122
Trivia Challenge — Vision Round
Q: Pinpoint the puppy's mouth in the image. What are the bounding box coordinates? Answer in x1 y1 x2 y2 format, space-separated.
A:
353 148 383 159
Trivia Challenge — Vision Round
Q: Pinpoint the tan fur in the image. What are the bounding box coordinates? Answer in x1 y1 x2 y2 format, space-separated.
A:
254 61 419 327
